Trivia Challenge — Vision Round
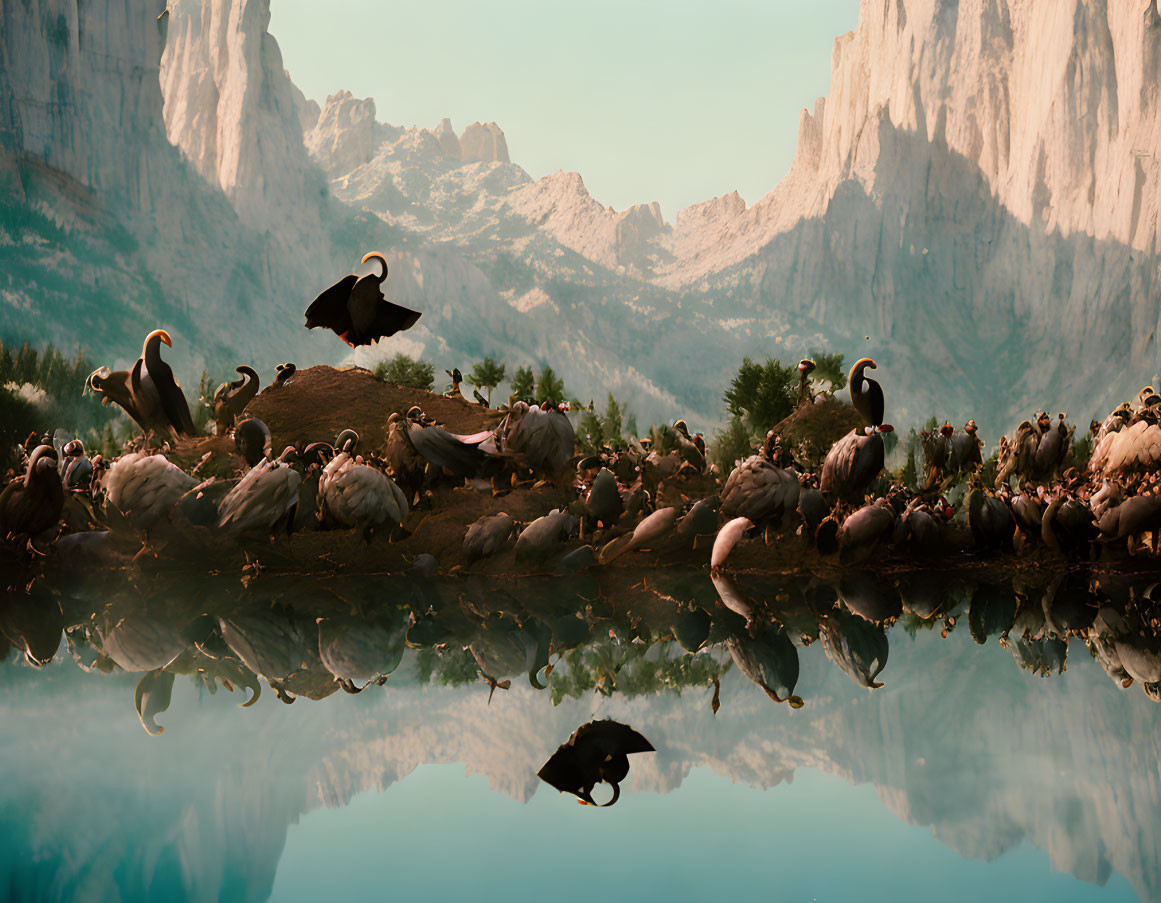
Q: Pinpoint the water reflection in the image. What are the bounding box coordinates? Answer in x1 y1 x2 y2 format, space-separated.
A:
3 563 1161 900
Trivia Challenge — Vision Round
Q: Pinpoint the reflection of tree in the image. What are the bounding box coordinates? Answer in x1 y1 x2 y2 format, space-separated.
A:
415 646 480 687
546 640 730 705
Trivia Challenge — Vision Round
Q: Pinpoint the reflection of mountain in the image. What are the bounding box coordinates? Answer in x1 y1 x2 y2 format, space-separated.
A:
1 628 1157 902
5 0 1161 431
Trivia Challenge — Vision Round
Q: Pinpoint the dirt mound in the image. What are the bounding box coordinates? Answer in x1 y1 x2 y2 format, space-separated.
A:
244 365 502 453
770 396 865 469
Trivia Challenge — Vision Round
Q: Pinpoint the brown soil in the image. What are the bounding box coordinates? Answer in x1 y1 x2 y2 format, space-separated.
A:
244 365 502 454
770 396 865 470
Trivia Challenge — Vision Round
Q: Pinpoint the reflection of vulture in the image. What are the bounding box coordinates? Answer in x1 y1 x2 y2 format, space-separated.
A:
820 359 890 502
0 445 63 542
135 669 175 735
967 582 1017 644
820 608 889 688
318 608 411 692
727 624 803 706
213 366 260 433
537 720 655 807
131 329 197 438
468 612 551 696
305 252 421 347
838 570 901 623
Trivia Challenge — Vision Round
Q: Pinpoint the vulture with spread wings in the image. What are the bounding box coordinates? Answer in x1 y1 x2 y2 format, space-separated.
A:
305 252 422 348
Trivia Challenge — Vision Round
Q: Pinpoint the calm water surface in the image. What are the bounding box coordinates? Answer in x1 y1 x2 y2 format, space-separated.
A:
1 567 1158 902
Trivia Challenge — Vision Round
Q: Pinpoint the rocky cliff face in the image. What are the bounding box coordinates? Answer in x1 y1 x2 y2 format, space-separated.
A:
4 0 1160 435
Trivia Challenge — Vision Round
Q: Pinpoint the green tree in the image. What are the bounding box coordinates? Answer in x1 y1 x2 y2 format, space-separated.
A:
809 350 847 391
375 354 434 391
601 393 626 446
724 357 797 433
710 415 755 473
536 366 566 405
468 356 506 405
511 366 536 403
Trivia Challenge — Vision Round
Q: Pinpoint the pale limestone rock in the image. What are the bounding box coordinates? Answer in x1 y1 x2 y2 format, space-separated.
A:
459 121 509 163
433 117 462 159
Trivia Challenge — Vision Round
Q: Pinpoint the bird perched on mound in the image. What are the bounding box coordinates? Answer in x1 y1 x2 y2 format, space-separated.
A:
104 452 198 532
318 430 408 541
217 447 303 538
131 329 197 440
515 509 576 563
796 359 816 408
821 358 892 502
463 513 516 563
582 468 623 534
213 366 260 434
720 430 800 531
305 252 421 348
88 330 196 442
493 401 576 478
404 407 489 479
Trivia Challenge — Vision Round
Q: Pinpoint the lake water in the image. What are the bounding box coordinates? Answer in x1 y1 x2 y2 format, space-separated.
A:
1 565 1158 902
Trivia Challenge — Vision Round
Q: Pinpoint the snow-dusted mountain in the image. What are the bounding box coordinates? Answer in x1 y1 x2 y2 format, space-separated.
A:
2 0 1160 434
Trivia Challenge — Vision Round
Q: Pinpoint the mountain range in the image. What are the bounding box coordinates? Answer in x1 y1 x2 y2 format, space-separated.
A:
3 0 1160 439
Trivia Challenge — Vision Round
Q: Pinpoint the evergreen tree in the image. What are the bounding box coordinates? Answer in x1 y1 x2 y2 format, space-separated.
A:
375 354 434 391
468 356 506 405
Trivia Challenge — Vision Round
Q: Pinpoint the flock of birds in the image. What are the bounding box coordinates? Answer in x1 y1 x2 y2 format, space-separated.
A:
5 318 1161 576
4 250 1161 581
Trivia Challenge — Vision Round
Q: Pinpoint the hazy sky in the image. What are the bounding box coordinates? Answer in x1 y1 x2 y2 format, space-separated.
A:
269 0 861 219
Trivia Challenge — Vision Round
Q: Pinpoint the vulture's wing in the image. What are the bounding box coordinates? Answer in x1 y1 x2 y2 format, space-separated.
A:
305 274 358 343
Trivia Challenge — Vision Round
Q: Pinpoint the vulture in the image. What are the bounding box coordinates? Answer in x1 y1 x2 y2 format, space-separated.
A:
796 359 816 407
130 329 197 439
217 447 304 538
0 445 63 542
405 407 489 479
463 512 516 563
537 720 655 807
495 401 576 477
317 431 408 541
820 358 891 502
385 411 428 504
305 252 421 347
720 430 800 529
213 366 260 433
104 452 198 532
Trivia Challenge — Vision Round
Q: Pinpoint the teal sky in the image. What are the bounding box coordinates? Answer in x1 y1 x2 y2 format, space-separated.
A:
269 0 862 219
